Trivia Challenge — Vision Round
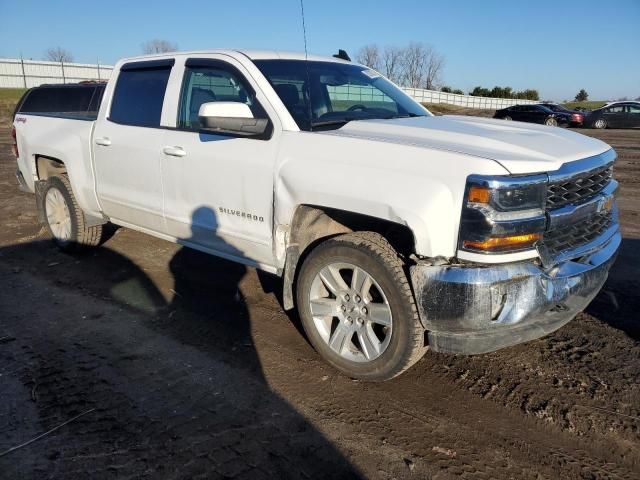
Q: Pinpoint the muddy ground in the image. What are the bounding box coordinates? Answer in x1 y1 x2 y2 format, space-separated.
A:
0 120 638 479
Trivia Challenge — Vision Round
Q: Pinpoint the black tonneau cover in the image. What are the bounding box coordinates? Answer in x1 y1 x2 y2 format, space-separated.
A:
14 83 106 121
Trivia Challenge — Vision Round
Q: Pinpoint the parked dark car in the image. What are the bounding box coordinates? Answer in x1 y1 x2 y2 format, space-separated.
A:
494 104 574 127
586 102 640 129
540 103 585 126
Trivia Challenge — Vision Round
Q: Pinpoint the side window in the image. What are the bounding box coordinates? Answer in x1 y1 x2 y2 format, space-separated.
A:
605 106 624 113
628 105 640 114
177 61 262 130
110 63 172 127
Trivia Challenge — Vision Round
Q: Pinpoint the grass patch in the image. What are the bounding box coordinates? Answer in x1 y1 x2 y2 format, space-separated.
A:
422 103 495 117
0 88 26 102
0 88 27 124
562 100 607 110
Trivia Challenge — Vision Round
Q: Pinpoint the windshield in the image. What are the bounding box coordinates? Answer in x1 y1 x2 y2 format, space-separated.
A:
253 59 430 131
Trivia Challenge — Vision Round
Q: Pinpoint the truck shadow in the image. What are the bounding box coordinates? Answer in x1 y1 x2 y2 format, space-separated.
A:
0 207 362 479
585 237 640 340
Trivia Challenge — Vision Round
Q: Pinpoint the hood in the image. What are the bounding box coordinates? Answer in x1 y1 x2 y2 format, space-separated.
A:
321 115 612 174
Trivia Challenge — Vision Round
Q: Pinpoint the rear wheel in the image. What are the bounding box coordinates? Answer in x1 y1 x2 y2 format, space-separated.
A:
296 232 427 381
545 117 558 127
594 118 607 129
41 175 102 251
504 116 512 121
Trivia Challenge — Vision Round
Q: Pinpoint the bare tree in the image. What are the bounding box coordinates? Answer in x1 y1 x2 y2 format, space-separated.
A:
141 39 178 54
402 43 427 88
356 42 446 89
401 42 444 89
355 44 381 71
381 46 405 84
423 47 445 90
45 47 74 63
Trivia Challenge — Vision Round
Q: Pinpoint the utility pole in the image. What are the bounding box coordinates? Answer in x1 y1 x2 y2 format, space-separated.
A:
20 53 27 88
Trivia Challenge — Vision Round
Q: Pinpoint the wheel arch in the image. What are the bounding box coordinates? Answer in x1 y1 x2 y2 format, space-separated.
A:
33 155 107 228
281 204 418 310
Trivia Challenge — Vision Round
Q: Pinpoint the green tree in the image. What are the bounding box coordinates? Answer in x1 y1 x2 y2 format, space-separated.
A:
452 89 464 95
520 89 540 100
470 86 491 97
440 86 452 93
575 89 589 102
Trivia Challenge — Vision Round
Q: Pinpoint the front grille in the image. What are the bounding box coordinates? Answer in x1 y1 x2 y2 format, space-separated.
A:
546 165 612 208
542 210 613 257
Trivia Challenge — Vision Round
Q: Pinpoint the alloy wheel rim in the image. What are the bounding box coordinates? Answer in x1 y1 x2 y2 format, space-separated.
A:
45 187 72 241
309 262 392 363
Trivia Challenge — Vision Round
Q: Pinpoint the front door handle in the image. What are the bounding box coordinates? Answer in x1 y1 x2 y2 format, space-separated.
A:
163 146 187 157
95 137 111 146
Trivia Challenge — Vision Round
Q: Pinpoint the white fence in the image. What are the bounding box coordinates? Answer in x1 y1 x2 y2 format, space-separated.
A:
404 87 537 109
0 57 536 110
0 58 114 88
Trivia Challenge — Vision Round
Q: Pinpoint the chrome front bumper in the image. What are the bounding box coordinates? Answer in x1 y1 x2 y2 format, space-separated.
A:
410 229 620 354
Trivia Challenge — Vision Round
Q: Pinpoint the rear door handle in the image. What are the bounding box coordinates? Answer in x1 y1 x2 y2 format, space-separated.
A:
163 146 187 157
95 137 111 146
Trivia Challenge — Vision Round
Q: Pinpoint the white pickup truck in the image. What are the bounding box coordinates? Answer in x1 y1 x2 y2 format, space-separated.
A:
12 50 620 380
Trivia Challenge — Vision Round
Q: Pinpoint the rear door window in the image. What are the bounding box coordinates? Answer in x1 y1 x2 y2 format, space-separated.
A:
109 60 173 127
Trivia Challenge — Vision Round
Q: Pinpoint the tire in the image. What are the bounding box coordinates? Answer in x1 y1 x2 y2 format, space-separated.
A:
504 116 512 121
296 232 427 381
545 117 558 127
41 175 102 251
594 118 607 129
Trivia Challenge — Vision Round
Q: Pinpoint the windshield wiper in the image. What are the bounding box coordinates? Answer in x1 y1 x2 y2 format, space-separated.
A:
310 118 355 128
311 112 426 129
384 113 425 119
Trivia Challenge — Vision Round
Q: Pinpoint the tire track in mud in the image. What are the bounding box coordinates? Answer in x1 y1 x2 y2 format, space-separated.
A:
253 323 639 479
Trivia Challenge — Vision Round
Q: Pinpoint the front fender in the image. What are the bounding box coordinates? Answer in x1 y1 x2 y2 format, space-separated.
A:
274 132 508 259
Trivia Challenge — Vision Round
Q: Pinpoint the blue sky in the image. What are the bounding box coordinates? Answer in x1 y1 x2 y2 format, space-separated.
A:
1 0 638 101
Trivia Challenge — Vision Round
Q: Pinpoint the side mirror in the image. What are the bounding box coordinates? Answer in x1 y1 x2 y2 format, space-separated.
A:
198 102 268 136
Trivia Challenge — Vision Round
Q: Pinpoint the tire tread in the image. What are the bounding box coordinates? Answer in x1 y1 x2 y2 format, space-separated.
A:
47 175 102 248
300 231 427 381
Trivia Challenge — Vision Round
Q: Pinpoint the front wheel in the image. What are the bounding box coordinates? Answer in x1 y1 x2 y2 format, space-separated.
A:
296 232 427 381
545 117 558 127
504 116 512 121
41 175 103 251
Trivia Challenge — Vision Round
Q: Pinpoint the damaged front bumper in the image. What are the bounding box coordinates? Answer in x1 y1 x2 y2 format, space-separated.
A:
410 229 620 355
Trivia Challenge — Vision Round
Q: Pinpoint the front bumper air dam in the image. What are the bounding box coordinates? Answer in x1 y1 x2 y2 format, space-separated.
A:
410 232 621 354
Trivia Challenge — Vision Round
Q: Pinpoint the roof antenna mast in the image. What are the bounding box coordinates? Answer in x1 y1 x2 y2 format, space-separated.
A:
299 0 313 131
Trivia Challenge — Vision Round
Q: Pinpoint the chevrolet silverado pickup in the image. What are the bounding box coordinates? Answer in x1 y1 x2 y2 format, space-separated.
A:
12 50 620 380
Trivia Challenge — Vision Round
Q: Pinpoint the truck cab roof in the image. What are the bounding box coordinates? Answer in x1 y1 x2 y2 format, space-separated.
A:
116 49 353 65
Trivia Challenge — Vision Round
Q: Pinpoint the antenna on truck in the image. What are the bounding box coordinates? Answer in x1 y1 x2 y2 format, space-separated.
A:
299 0 313 131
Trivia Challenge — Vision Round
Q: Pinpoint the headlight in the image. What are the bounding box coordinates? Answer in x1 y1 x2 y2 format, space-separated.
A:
459 174 547 253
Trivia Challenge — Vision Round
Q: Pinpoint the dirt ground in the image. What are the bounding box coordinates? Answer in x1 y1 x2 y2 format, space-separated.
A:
0 120 638 479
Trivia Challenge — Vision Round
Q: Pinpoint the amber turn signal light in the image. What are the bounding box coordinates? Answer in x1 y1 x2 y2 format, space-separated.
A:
463 233 542 252
468 185 491 204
